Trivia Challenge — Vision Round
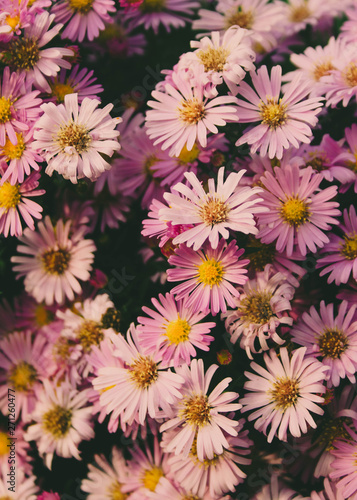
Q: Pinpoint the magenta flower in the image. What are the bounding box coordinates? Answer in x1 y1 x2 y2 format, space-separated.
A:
167 239 250 316
235 65 324 159
256 164 340 256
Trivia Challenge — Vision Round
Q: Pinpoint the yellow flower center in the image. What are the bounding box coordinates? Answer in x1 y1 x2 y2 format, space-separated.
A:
2 133 25 160
0 182 21 211
182 496 201 500
57 122 92 154
108 481 128 500
0 97 13 124
42 248 71 275
260 98 287 129
43 405 72 438
180 394 211 426
316 416 352 451
165 315 191 345
313 61 334 81
50 81 75 104
239 292 273 324
9 37 40 71
280 197 310 227
344 62 357 88
197 258 224 287
68 0 94 14
289 3 311 23
144 154 159 178
178 143 200 164
318 328 348 359
129 355 158 389
35 304 54 327
305 154 327 172
0 496 12 500
140 0 166 13
197 47 229 73
101 308 121 332
77 320 104 351
270 377 300 411
246 236 276 271
226 7 254 29
178 98 205 125
142 466 164 491
189 436 220 468
0 432 8 456
53 337 76 361
8 361 37 392
199 197 229 225
340 235 357 260
6 14 20 30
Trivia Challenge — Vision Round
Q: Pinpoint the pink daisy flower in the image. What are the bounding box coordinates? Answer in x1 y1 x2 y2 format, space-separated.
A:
160 167 265 251
291 300 357 387
278 0 332 34
317 205 357 285
137 292 216 367
145 70 238 157
7 12 73 93
330 428 357 499
256 164 341 257
235 65 324 159
0 0 33 43
146 477 216 500
0 171 44 237
51 0 116 42
160 358 241 461
240 346 328 442
167 239 250 316
0 66 42 147
0 463 39 500
311 477 345 500
252 474 306 500
11 215 96 305
24 379 95 469
222 264 294 358
33 93 121 183
93 325 184 426
340 6 357 44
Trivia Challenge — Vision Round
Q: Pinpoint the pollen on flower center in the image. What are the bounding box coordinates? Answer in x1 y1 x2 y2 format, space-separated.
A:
344 62 357 88
178 98 205 125
199 197 230 225
35 304 54 327
181 394 211 426
0 97 13 124
0 182 21 212
317 416 352 451
239 292 273 324
68 0 94 14
270 378 300 411
50 81 75 103
280 197 310 227
9 37 40 71
101 307 121 332
42 248 71 275
340 235 357 260
197 47 229 73
289 4 311 23
144 154 159 178
129 355 158 389
57 122 92 154
6 14 20 30
140 0 166 13
319 328 348 359
246 236 276 271
0 432 8 456
260 98 287 129
313 61 334 81
43 405 72 438
226 7 254 29
142 466 164 491
178 143 200 164
2 133 25 160
77 320 104 351
165 315 191 345
197 258 224 287
8 361 38 391
182 496 201 500
306 154 327 171
108 481 128 500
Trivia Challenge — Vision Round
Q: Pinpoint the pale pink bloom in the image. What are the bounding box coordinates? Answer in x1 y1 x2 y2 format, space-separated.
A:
0 463 39 500
240 347 328 442
11 215 96 305
160 167 265 250
167 239 250 316
46 65 104 104
51 0 116 42
256 165 340 257
278 0 332 34
317 205 357 285
81 447 129 500
235 65 324 159
252 474 306 500
310 478 345 500
167 422 252 498
0 330 53 422
24 379 95 469
8 12 73 92
123 0 199 33
0 0 33 42
137 292 215 367
146 477 216 500
160 358 241 461
33 93 121 183
146 71 238 157
340 6 357 45
291 300 357 388
0 66 42 146
0 171 44 237
330 427 357 499
178 26 255 96
222 264 294 358
93 325 184 426
335 123 357 193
